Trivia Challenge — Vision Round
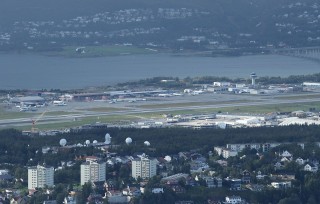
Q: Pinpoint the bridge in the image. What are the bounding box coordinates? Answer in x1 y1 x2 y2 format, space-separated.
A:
272 46 320 62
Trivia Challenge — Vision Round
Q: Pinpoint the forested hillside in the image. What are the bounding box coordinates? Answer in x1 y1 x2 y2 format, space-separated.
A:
0 0 319 52
1 125 320 166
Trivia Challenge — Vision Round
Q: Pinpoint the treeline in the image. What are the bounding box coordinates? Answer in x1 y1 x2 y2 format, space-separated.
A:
258 73 320 85
117 73 320 89
1 125 320 166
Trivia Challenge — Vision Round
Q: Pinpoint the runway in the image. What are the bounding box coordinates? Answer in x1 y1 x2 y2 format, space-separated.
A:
1 93 320 128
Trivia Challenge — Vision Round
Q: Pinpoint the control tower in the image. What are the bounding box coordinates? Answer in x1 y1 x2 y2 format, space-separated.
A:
250 72 257 86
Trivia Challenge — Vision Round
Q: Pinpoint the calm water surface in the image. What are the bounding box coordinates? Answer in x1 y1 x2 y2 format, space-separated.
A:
1 53 319 89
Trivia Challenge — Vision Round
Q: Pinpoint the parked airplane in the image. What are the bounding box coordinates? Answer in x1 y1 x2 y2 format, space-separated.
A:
19 106 30 112
53 101 67 106
158 93 172 97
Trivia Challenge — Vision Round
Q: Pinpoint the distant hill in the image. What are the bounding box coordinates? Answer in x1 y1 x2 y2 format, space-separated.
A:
0 0 319 52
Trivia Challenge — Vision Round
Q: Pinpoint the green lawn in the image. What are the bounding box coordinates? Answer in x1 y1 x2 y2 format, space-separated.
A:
16 115 142 131
138 100 249 109
77 107 126 112
0 106 36 119
3 101 320 131
275 94 320 100
153 101 320 115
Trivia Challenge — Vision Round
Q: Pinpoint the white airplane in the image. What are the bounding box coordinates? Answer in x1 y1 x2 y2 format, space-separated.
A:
19 106 30 112
53 101 67 106
192 90 204 95
158 93 172 97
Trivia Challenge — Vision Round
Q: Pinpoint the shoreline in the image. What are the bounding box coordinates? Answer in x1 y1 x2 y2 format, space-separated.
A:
0 52 320 90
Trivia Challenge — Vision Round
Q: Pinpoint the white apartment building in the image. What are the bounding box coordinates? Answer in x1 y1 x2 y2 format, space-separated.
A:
132 155 157 179
28 164 54 189
81 159 106 185
214 147 238 159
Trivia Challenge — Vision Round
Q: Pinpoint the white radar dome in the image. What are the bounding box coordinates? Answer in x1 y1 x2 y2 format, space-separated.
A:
105 133 112 145
59 139 67 147
85 140 90 145
144 141 150 146
93 140 98 144
164 155 172 162
125 137 132 145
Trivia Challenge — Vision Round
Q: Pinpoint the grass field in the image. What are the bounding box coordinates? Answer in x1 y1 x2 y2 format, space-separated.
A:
275 94 320 100
45 45 155 57
138 100 249 109
16 114 144 130
77 107 126 112
3 101 320 131
153 101 320 116
0 106 35 119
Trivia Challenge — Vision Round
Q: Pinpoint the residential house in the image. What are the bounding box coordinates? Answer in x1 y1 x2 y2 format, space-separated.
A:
225 195 242 204
122 186 141 197
241 170 251 184
174 185 187 193
190 160 210 173
185 177 197 187
281 157 292 163
203 177 222 188
246 184 265 192
64 196 76 204
295 157 305 165
10 196 28 204
161 173 189 184
105 190 125 202
151 188 164 194
105 179 117 191
225 178 241 191
256 171 266 180
280 150 292 160
274 162 284 170
304 163 318 173
271 181 291 189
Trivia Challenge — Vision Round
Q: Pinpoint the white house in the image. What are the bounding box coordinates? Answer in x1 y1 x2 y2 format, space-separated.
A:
304 163 318 173
151 188 164 194
225 195 242 204
271 181 291 189
280 150 292 158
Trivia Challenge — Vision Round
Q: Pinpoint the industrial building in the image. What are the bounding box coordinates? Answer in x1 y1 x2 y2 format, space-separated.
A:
10 96 45 105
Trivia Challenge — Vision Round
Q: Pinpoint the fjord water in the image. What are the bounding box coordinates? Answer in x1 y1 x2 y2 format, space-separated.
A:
1 53 319 89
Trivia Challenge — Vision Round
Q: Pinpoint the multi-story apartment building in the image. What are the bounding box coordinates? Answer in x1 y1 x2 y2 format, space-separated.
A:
132 155 157 179
81 159 106 185
28 164 54 189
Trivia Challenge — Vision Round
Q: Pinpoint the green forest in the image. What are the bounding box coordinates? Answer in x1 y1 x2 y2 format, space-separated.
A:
1 125 320 203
